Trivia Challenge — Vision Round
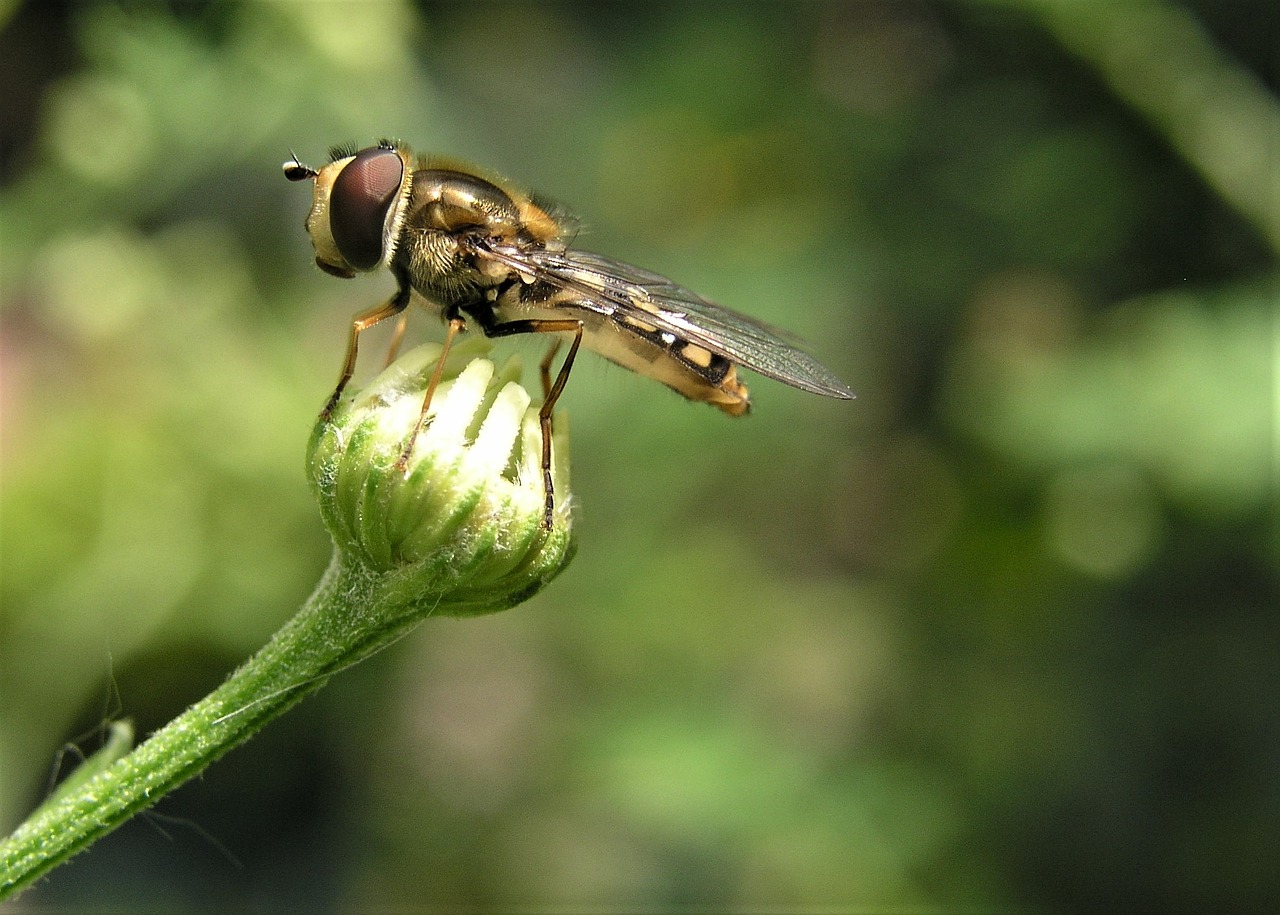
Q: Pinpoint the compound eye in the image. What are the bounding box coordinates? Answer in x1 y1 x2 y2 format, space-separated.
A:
329 146 404 270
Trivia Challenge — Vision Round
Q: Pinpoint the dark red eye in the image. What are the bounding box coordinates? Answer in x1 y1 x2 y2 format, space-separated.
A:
329 147 404 270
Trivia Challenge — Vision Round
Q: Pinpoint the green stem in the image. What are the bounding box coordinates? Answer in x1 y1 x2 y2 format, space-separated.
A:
0 553 412 898
0 347 574 899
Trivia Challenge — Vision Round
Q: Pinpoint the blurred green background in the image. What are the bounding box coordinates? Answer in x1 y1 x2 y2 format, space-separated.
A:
1 0 1275 910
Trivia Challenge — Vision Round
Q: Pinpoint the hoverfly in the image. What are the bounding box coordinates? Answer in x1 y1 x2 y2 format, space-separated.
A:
284 140 853 528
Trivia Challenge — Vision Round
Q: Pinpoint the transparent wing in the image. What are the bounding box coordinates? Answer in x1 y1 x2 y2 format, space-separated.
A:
475 242 854 399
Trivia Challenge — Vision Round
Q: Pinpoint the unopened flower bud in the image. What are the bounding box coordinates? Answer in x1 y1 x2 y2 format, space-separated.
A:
307 339 574 616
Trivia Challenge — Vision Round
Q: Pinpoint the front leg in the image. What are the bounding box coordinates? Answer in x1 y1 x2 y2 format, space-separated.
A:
323 279 412 420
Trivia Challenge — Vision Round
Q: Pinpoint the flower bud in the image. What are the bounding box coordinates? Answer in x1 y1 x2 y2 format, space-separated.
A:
307 339 574 616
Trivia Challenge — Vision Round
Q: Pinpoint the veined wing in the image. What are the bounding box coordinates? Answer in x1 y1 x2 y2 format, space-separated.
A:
476 242 854 399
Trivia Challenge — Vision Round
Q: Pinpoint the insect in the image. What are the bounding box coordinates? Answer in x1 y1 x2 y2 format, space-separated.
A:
284 140 853 528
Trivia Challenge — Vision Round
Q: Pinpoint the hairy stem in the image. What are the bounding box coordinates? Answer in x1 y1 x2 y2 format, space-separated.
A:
0 555 409 897
0 346 574 900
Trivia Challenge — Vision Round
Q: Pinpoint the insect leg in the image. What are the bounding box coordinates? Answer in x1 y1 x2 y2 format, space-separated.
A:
477 318 582 528
323 283 411 420
395 316 466 472
539 340 563 401
384 310 411 367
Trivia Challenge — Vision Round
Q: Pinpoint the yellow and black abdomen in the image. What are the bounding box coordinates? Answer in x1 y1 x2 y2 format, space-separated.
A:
499 282 750 416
